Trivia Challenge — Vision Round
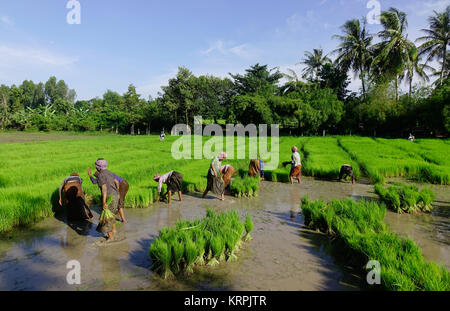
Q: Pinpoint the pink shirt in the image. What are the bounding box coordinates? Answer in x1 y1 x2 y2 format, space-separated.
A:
158 171 173 193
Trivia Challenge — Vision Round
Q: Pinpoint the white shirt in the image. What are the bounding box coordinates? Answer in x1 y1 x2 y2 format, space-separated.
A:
291 152 301 167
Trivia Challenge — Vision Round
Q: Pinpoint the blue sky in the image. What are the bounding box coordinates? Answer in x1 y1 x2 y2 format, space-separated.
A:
0 0 449 100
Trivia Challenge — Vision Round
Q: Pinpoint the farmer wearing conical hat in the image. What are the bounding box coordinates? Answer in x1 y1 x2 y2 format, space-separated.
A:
153 171 183 204
88 159 129 224
202 152 227 201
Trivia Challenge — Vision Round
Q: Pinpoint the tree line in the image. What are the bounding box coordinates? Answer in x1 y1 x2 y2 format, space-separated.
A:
0 6 449 137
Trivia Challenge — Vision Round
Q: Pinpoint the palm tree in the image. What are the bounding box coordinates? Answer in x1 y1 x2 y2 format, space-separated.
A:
298 49 331 81
400 47 434 97
332 18 373 100
416 5 450 86
371 7 415 101
280 68 302 94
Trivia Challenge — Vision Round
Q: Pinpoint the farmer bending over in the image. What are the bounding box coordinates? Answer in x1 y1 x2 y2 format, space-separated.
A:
339 164 356 184
221 164 235 189
154 171 183 204
94 159 120 241
58 173 93 221
88 159 128 224
202 152 227 201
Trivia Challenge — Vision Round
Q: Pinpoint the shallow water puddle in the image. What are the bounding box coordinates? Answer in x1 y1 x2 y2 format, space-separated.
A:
0 178 448 290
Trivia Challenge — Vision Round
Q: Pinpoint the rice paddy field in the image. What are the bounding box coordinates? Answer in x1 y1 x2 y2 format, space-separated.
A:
0 133 449 234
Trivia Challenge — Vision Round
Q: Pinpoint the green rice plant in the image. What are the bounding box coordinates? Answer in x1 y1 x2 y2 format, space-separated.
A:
184 238 198 274
230 176 259 198
149 239 173 280
170 238 185 274
374 183 435 214
148 209 251 277
207 236 223 266
1 134 449 234
194 236 206 265
244 214 254 241
301 198 450 291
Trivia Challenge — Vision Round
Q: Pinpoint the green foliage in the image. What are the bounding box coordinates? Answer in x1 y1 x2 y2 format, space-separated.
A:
230 176 259 198
244 214 254 241
148 210 252 278
301 197 450 291
374 183 435 213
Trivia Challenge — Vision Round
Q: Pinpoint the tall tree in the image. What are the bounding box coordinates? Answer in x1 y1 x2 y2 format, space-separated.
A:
0 85 10 129
299 49 331 82
416 5 450 86
332 18 373 100
229 63 283 95
162 67 195 125
400 48 434 97
372 8 416 101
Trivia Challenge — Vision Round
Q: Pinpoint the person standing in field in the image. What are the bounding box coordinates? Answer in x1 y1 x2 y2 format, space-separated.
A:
93 159 120 242
153 171 183 204
58 173 93 221
339 164 356 184
283 146 302 184
88 160 128 224
220 164 235 189
202 152 227 201
160 129 165 141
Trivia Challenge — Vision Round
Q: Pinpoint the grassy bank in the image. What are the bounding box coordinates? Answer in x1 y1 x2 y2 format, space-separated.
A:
301 197 450 291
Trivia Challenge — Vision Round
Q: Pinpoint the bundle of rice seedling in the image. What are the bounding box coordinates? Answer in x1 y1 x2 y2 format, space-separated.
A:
170 238 185 273
96 208 115 233
374 183 435 214
244 214 254 241
184 239 198 274
301 198 450 291
148 209 253 278
149 239 173 279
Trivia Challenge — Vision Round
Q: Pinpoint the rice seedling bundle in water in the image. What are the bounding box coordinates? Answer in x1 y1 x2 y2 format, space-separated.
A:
374 183 435 214
301 197 450 291
148 209 252 278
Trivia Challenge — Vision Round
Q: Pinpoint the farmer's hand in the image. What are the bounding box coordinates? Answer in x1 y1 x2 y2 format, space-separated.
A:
58 199 62 206
88 167 92 177
102 204 107 211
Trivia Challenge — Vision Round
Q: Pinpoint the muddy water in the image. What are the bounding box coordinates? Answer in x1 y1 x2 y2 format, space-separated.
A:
383 179 450 270
0 178 448 290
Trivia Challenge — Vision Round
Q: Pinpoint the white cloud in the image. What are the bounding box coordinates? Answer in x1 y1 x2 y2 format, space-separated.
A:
137 69 179 99
0 15 13 26
286 10 315 32
201 40 259 59
0 44 78 67
408 0 450 16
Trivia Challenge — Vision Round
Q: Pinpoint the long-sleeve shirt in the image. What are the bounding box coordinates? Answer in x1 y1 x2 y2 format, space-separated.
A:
157 171 173 193
291 152 301 167
90 172 124 185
